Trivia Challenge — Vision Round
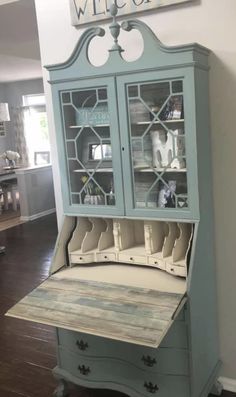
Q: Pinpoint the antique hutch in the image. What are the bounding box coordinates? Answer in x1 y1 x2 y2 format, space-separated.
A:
7 6 221 397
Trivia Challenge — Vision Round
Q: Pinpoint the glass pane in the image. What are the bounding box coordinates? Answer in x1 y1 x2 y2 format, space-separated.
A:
62 92 71 103
61 87 115 206
127 80 188 210
172 80 183 93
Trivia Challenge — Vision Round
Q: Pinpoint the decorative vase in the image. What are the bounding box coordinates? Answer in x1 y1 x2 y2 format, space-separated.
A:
84 194 105 205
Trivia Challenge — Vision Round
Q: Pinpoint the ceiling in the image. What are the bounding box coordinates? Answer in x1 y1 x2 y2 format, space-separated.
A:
0 0 42 83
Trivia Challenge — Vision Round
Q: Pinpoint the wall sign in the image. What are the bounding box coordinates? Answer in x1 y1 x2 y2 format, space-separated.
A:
70 0 194 26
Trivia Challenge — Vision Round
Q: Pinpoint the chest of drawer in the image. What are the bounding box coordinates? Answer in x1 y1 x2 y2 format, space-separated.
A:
58 347 190 397
57 327 189 375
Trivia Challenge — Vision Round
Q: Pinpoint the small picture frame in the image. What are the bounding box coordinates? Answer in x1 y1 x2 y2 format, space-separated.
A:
34 151 50 165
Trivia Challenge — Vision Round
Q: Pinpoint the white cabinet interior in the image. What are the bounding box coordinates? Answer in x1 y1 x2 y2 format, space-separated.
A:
68 217 193 278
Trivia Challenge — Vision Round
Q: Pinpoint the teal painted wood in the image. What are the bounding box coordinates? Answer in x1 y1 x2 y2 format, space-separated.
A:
45 14 220 397
46 20 209 83
54 364 189 397
57 347 190 397
50 77 125 216
186 66 221 397
116 68 200 220
46 19 209 219
57 327 189 375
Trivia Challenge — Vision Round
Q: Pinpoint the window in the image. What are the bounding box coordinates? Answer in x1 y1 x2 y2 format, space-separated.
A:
23 94 51 166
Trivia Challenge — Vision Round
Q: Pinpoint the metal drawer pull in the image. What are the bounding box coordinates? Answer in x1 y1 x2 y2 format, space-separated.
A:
78 365 91 376
76 340 89 351
141 355 157 367
144 382 159 394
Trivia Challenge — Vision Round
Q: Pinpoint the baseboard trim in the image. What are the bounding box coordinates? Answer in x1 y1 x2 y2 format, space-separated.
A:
219 377 236 393
20 208 56 222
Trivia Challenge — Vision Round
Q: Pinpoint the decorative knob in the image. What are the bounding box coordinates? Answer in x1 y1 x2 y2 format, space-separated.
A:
78 365 91 376
76 340 89 351
141 355 157 367
144 382 159 394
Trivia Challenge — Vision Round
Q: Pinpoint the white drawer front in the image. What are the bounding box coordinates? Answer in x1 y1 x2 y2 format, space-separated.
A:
96 252 116 262
118 253 146 265
166 263 187 277
70 253 95 264
148 256 166 270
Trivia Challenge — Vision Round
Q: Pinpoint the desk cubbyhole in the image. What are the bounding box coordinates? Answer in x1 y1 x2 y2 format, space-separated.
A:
114 219 146 264
69 217 107 265
68 217 92 253
144 221 165 255
172 223 193 265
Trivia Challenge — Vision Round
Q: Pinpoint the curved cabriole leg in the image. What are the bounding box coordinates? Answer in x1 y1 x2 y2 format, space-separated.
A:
53 379 69 397
210 380 223 396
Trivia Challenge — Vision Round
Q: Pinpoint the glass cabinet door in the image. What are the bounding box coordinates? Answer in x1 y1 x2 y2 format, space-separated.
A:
59 83 123 214
125 79 188 212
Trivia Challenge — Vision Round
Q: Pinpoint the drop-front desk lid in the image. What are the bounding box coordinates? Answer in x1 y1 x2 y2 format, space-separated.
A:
6 264 187 348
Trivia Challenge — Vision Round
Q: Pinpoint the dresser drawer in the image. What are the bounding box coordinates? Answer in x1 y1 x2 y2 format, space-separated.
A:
70 253 95 264
58 328 189 375
118 253 146 265
96 252 116 262
166 263 187 277
148 257 166 270
58 347 190 397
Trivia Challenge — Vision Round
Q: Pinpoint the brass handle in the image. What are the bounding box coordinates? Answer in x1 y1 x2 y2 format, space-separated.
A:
78 365 90 376
141 355 157 367
144 382 159 393
76 340 89 351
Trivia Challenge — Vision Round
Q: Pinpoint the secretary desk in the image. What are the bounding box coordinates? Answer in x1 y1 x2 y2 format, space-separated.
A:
7 5 221 397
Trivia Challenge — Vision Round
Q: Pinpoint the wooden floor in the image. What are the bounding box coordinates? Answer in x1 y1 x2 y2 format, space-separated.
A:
0 208 23 232
0 213 234 397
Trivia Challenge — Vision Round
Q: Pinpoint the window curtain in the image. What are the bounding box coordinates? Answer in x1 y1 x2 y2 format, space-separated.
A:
12 106 29 167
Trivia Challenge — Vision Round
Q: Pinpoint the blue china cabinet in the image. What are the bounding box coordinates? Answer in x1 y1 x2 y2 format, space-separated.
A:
6 6 221 397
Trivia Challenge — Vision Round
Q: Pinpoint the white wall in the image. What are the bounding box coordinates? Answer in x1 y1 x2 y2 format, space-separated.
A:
34 0 236 381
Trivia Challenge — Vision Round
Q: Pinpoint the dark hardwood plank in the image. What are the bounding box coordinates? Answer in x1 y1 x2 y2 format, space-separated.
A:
0 214 233 397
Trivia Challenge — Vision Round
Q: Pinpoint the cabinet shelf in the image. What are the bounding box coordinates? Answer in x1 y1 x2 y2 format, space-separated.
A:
74 168 113 173
70 124 109 129
133 167 186 173
136 119 184 126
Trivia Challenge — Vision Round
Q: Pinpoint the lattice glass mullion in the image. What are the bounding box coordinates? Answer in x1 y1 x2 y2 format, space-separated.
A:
61 86 116 206
127 79 188 210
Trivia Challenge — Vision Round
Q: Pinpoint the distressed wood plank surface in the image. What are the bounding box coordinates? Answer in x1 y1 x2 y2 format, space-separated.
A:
6 271 185 348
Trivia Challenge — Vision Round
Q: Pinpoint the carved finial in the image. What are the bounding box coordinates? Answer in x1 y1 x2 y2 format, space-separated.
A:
109 3 123 53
